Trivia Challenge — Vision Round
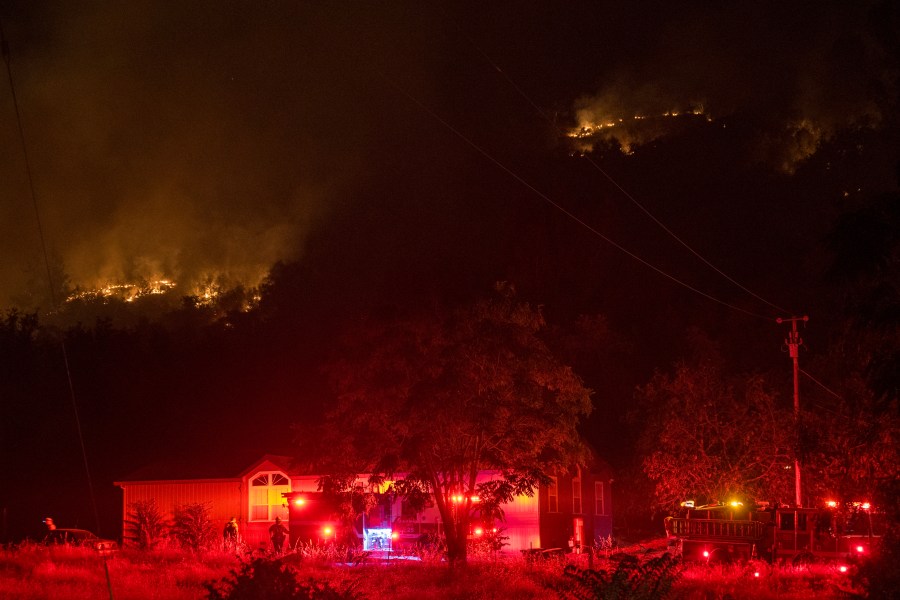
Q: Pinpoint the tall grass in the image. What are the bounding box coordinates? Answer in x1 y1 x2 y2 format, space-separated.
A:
0 541 865 599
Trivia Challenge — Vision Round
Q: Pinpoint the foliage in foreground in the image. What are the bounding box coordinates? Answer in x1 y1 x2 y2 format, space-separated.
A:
0 541 876 599
561 552 681 600
205 557 361 600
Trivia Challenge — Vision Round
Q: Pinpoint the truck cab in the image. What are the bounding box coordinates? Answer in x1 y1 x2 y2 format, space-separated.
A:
667 500 882 564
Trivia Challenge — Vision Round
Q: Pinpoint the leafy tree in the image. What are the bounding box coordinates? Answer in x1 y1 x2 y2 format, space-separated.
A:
797 349 899 503
635 360 793 512
172 502 218 553
316 474 378 547
125 499 169 550
303 285 593 565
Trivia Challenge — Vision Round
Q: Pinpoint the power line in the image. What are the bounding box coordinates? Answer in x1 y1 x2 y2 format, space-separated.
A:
800 368 844 401
1 19 104 540
377 69 773 322
452 23 794 316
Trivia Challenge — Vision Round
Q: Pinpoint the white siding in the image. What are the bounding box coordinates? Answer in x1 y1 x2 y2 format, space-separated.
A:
501 493 540 552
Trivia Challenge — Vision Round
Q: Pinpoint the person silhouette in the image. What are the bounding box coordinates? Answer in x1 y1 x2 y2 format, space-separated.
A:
269 516 289 554
223 517 239 549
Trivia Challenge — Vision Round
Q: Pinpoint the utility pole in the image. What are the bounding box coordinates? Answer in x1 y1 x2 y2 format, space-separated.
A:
777 315 808 507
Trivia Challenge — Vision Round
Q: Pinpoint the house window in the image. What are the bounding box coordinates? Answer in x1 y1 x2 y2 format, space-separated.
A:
595 482 606 515
573 476 582 514
548 477 558 513
250 472 290 521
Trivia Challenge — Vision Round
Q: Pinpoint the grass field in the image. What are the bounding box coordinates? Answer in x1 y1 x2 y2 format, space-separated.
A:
0 540 866 599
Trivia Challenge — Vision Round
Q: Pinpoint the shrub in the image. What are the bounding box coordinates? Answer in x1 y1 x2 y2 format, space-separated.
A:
204 557 361 599
415 533 447 564
561 552 681 600
125 499 169 550
172 502 219 553
469 527 509 558
292 540 349 563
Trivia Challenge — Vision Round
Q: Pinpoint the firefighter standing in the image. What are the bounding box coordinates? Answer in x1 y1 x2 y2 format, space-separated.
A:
269 516 289 554
223 517 239 550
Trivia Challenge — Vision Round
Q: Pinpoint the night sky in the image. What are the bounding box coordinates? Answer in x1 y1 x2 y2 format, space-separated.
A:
2 1 898 541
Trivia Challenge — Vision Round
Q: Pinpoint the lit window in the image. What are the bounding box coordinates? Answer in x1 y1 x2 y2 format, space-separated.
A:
573 477 582 514
250 472 291 522
548 477 558 513
595 482 606 515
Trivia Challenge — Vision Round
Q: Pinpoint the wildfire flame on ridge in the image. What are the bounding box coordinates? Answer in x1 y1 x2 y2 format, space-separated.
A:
566 106 712 155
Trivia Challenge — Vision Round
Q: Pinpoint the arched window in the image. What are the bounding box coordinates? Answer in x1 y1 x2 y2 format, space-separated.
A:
250 472 290 522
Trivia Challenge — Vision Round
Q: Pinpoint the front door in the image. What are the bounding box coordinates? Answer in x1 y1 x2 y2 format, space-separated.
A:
573 517 584 552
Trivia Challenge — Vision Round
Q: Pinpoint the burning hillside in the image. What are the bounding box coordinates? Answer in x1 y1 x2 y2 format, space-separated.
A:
63 276 260 312
65 279 177 304
567 107 712 155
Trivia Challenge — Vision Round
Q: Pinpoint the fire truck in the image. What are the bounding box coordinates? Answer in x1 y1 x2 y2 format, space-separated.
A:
665 500 883 564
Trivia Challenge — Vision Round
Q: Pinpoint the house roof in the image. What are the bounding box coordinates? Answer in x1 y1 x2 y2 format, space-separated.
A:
116 451 299 483
115 449 612 485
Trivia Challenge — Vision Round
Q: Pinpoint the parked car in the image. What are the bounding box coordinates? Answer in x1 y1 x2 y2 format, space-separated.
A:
44 528 118 553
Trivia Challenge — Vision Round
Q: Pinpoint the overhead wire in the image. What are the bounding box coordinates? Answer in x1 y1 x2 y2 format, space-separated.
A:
1 18 105 543
461 31 852 442
453 21 794 317
376 68 773 321
800 369 844 401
